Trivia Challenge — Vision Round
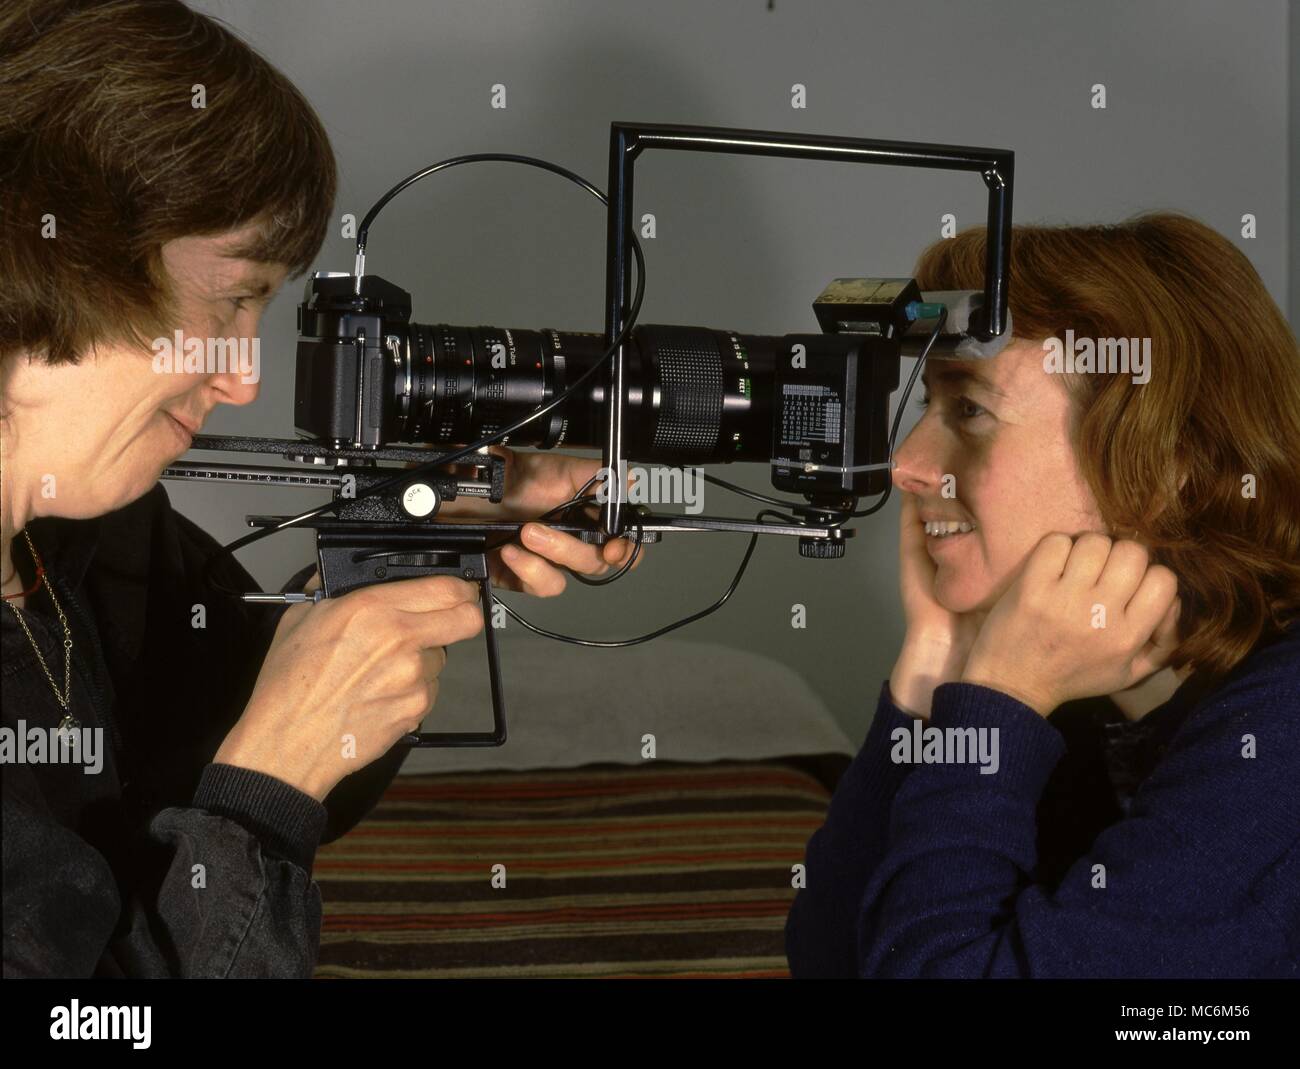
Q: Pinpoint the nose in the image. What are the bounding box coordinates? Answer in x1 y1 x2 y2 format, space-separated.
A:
891 418 949 497
207 369 261 408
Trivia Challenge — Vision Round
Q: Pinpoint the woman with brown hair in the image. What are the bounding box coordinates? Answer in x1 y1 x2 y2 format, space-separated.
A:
0 0 634 977
787 213 1300 977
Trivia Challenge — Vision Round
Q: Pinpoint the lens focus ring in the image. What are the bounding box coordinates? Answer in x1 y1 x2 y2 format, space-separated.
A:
649 330 723 460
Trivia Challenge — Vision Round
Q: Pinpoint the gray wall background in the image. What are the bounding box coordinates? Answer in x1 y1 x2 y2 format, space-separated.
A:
180 0 1295 742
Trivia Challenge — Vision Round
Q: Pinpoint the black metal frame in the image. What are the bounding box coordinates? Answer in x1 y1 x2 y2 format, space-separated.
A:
598 121 1014 536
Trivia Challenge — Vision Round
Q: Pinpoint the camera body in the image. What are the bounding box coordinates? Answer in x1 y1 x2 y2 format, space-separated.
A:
295 273 410 449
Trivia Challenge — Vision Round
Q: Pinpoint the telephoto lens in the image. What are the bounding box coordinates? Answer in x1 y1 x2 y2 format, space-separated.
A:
296 273 773 464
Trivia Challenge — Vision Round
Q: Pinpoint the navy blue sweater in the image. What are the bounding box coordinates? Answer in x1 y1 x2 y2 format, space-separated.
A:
786 625 1300 978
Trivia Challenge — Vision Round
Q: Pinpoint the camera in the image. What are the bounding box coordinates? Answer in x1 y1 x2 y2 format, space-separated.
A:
295 274 925 507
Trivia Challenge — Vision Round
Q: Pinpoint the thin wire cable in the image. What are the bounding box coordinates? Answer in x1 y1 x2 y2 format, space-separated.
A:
549 472 644 587
356 155 606 262
700 471 807 508
493 514 774 648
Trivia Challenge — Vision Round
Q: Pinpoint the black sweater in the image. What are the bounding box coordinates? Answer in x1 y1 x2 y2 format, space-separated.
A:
1 484 405 977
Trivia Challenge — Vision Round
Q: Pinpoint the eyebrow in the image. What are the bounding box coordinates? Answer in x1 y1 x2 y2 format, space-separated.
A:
218 248 285 296
217 274 275 298
921 365 1007 399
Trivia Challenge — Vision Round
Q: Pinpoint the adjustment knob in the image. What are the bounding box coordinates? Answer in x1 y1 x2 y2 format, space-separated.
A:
798 536 845 559
401 481 440 518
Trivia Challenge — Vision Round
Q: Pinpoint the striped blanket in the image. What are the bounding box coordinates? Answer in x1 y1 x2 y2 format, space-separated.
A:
313 759 842 978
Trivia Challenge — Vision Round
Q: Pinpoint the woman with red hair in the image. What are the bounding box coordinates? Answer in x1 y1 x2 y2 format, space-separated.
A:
787 213 1300 977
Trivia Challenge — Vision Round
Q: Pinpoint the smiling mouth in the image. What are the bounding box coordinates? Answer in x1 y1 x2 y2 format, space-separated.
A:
924 520 976 538
165 412 195 441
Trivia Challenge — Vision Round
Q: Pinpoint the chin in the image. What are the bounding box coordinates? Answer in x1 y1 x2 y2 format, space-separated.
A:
933 571 995 616
117 472 162 506
55 480 153 520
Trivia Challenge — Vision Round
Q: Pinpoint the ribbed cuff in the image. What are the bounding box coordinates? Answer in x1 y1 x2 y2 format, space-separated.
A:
928 682 1066 798
865 680 924 793
193 764 328 871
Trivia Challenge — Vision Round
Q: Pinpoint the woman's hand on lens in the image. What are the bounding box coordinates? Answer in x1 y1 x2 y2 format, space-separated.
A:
890 493 984 718
216 574 485 800
962 532 1181 716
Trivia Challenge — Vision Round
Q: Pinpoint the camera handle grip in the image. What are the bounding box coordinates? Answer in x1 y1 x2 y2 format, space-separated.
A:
314 534 508 748
403 571 507 748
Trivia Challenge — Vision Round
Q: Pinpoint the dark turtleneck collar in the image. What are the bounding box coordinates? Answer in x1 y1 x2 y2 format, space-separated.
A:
8 511 105 600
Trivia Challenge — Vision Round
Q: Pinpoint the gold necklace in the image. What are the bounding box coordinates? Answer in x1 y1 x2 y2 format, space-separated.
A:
4 530 78 735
